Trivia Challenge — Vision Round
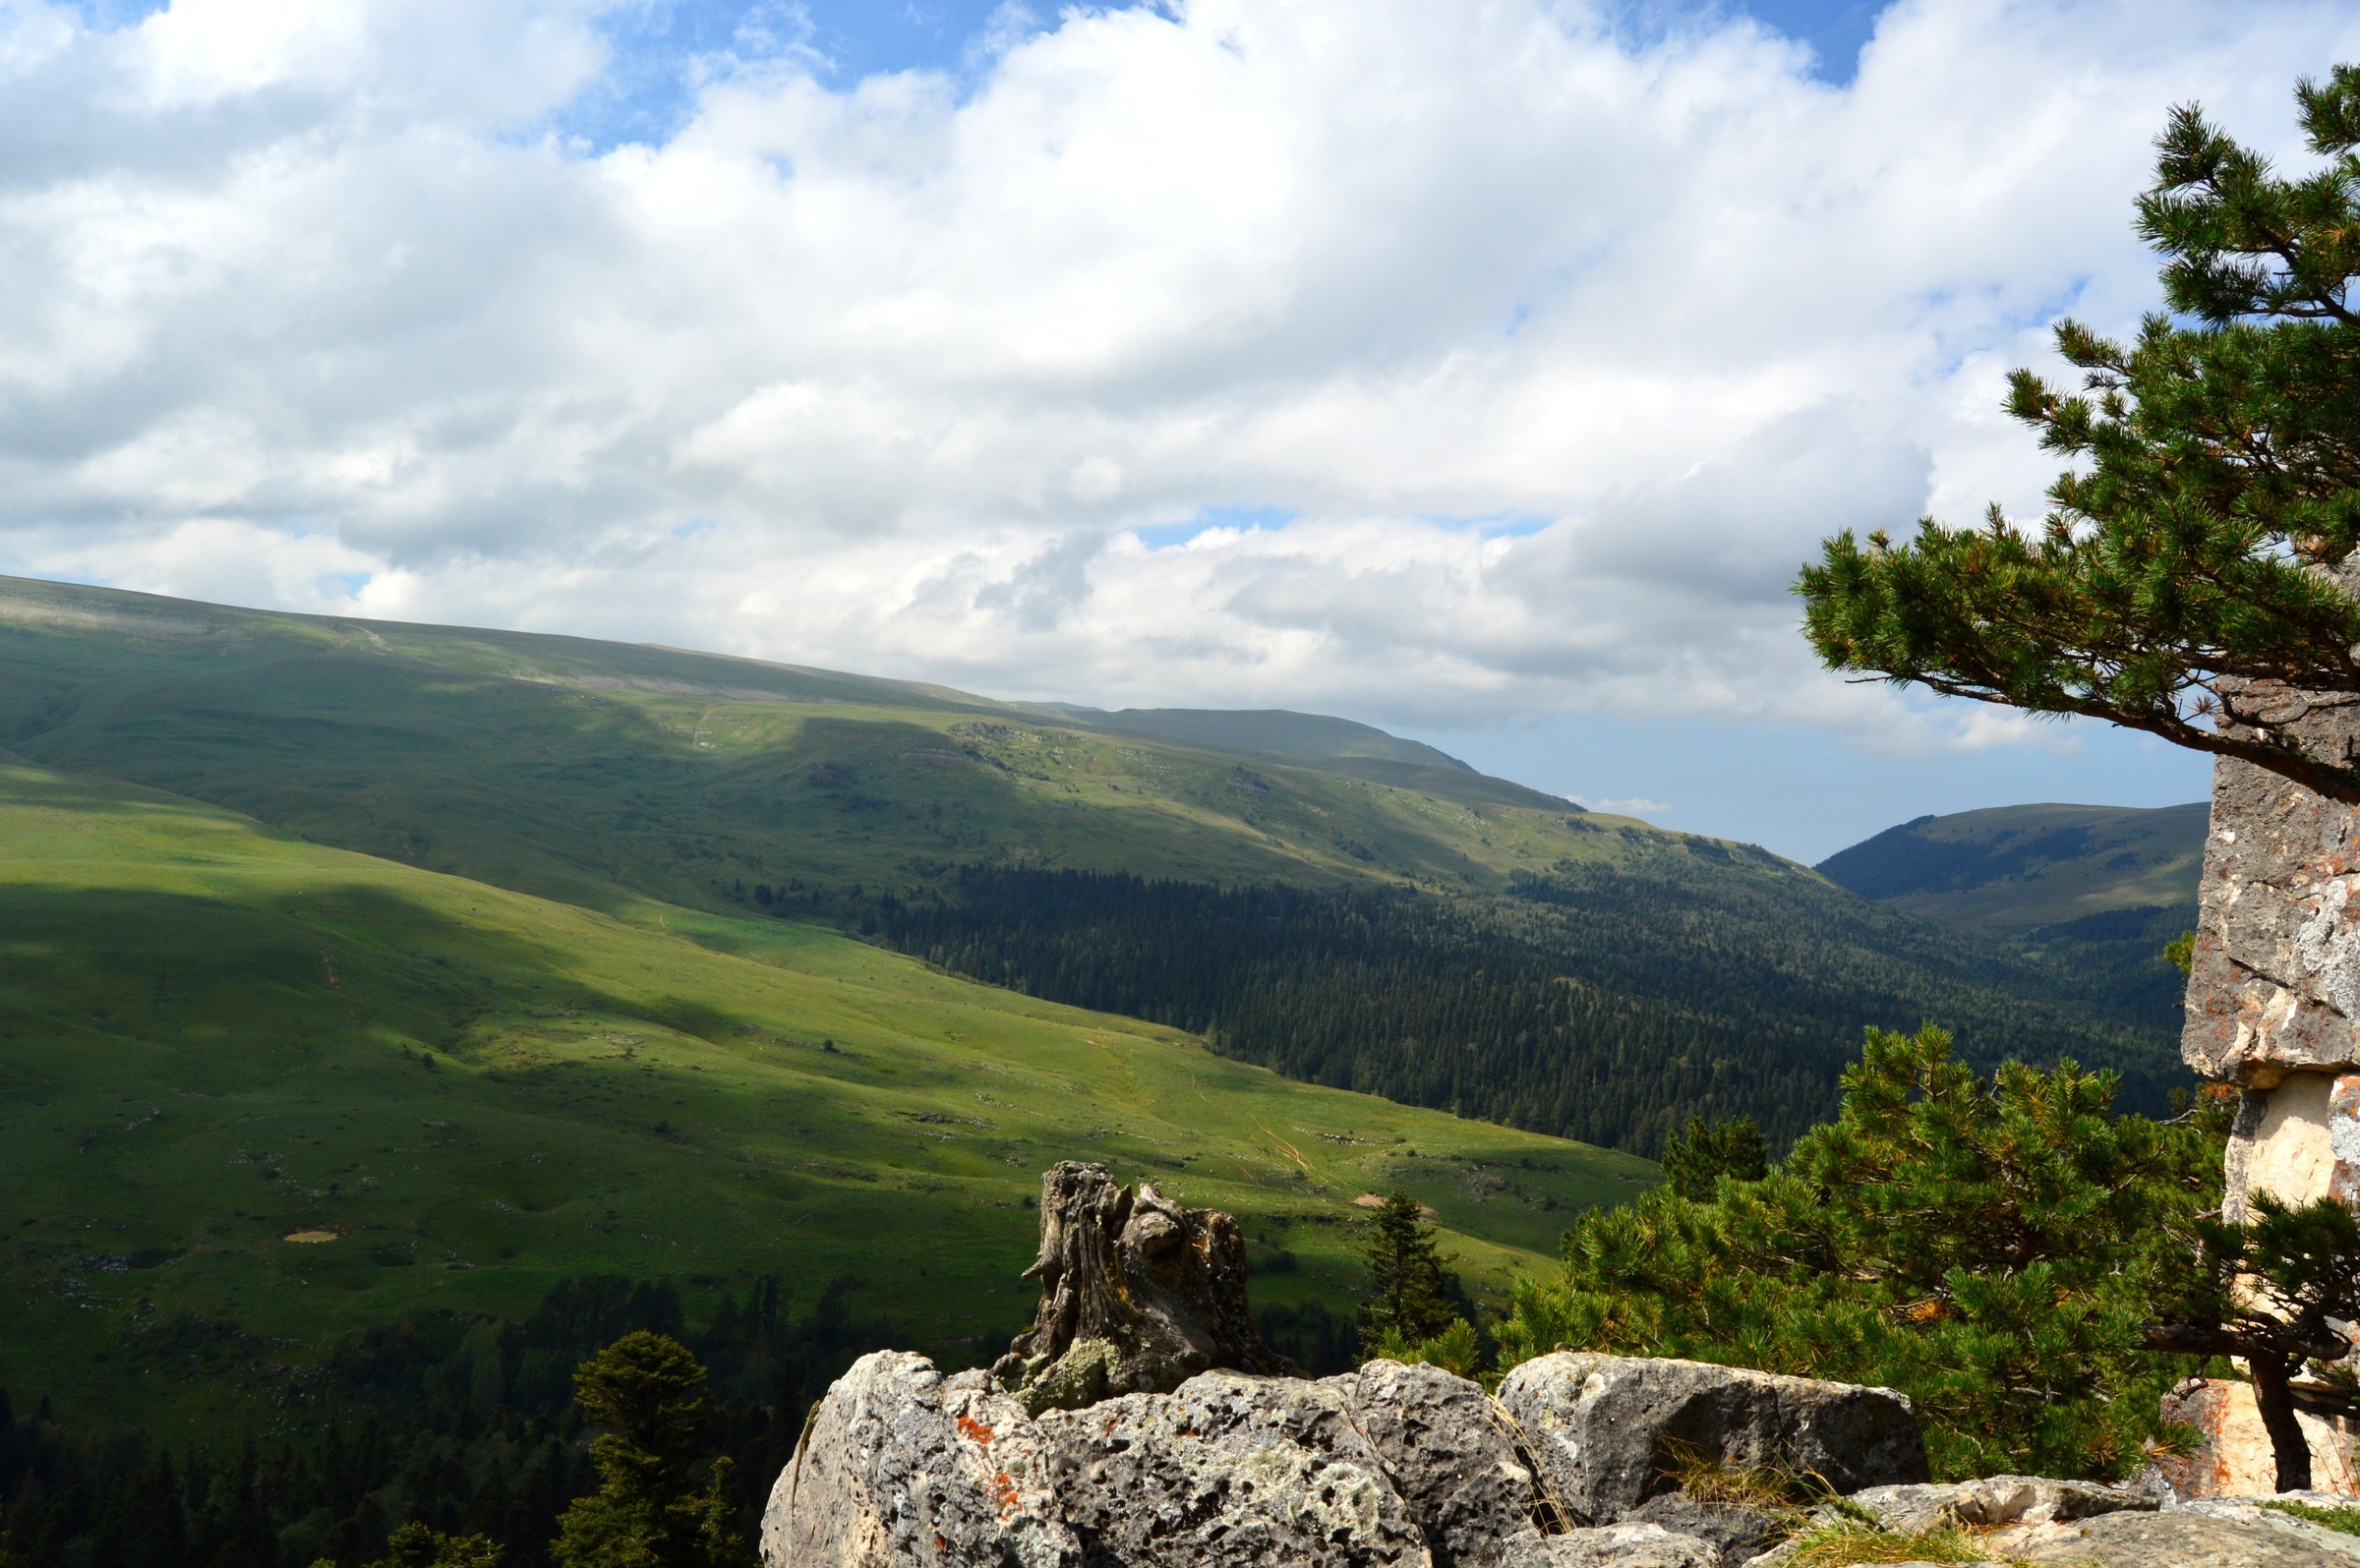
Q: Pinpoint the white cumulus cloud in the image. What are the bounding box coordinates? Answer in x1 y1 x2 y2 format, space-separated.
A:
0 0 2355 749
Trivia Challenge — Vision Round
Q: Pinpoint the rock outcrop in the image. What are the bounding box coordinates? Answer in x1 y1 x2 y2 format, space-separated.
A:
1323 1359 1548 1568
1494 1353 1928 1527
765 1165 2360 1563
759 1352 1077 1568
764 1349 2360 1567
990 1161 1291 1415
1035 1369 1429 1567
2154 1375 2360 1498
2175 697 2360 1498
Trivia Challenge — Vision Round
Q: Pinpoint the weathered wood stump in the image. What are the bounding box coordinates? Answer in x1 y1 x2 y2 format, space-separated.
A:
990 1160 1294 1412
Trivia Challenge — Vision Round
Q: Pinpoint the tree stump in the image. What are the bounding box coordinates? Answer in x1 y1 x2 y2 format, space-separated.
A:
991 1161 1295 1412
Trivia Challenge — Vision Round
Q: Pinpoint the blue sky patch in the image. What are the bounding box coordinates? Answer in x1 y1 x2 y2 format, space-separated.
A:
1135 503 1296 550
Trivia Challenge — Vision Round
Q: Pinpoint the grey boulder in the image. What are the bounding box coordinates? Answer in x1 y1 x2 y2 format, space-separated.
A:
1507 1523 1721 1567
1621 1493 1779 1567
1984 1506 2360 1565
1845 1475 2154 1534
761 1351 1079 1568
1496 1354 1926 1527
1037 1367 1433 1567
1328 1359 1545 1568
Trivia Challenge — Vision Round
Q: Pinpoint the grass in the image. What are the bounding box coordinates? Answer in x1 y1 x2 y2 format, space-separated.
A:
2262 1498 2360 1536
1659 1439 1821 1512
0 755 1653 1442
1781 1521 2000 1565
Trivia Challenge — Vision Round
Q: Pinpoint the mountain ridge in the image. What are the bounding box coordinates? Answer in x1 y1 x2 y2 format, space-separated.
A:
0 573 2185 1153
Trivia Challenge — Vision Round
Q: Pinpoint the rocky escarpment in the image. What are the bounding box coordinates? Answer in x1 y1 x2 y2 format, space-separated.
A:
762 1349 2360 1565
764 1163 2360 1565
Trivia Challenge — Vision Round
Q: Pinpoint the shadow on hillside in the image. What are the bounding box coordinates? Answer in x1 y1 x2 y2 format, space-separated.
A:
0 878 756 1072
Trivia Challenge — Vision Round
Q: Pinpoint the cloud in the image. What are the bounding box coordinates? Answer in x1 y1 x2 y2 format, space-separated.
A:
1 0 2356 748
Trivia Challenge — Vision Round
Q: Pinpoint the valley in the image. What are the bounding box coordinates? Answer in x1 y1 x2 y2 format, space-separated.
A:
0 753 1647 1438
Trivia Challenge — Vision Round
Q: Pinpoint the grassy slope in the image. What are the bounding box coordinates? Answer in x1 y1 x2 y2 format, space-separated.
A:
0 756 1647 1440
0 575 1642 917
1815 802 2208 936
0 576 2189 1121
1050 707 1479 774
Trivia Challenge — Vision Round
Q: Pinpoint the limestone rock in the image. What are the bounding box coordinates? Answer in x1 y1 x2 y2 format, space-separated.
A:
1036 1367 1432 1566
1845 1476 2154 1534
760 1350 1079 1568
1328 1360 1544 1568
1621 1493 1778 1566
1984 1505 2360 1565
2183 746 2360 1088
2154 1376 2360 1498
1496 1353 1927 1526
1507 1523 1720 1567
993 1161 1291 1408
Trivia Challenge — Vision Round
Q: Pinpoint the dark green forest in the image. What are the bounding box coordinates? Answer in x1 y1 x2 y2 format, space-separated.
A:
0 1277 1362 1568
873 852 2185 1152
0 1276 876 1568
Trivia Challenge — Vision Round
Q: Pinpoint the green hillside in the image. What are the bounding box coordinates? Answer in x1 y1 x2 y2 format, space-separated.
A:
0 753 1648 1439
0 575 2185 1152
1816 802 2208 932
0 575 1618 908
1816 802 2208 1038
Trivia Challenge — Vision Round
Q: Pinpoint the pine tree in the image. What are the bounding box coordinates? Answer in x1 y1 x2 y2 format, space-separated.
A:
1359 1190 1460 1346
1799 64 2360 804
552 1331 748 1568
1500 1024 2222 1480
1795 60 2360 1492
1660 1115 1769 1201
355 1521 503 1568
2149 1192 2360 1490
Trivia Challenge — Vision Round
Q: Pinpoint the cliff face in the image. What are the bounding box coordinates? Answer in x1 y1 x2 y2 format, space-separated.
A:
2183 710 2360 1224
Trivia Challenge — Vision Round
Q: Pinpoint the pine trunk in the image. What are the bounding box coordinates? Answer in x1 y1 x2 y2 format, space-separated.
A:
2248 1350 2314 1493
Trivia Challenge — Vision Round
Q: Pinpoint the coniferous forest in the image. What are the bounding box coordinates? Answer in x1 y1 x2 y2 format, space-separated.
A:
0 1276 878 1568
873 848 2184 1153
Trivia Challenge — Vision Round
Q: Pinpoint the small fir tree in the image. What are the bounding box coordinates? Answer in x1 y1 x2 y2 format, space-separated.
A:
551 1331 748 1568
1359 1189 1461 1347
1660 1115 1769 1201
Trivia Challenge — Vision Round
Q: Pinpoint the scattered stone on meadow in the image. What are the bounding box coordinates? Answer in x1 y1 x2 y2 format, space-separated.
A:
1495 1353 1927 1527
1980 1503 2360 1565
1620 1492 1779 1567
1506 1522 1719 1567
1843 1475 2154 1535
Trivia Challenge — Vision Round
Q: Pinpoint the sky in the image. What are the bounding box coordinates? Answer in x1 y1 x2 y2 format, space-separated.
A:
0 1 2330 861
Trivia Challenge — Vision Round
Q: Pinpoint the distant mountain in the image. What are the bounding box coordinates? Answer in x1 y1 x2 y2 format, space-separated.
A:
0 573 2183 1156
1818 802 2207 932
1817 801 2209 1040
